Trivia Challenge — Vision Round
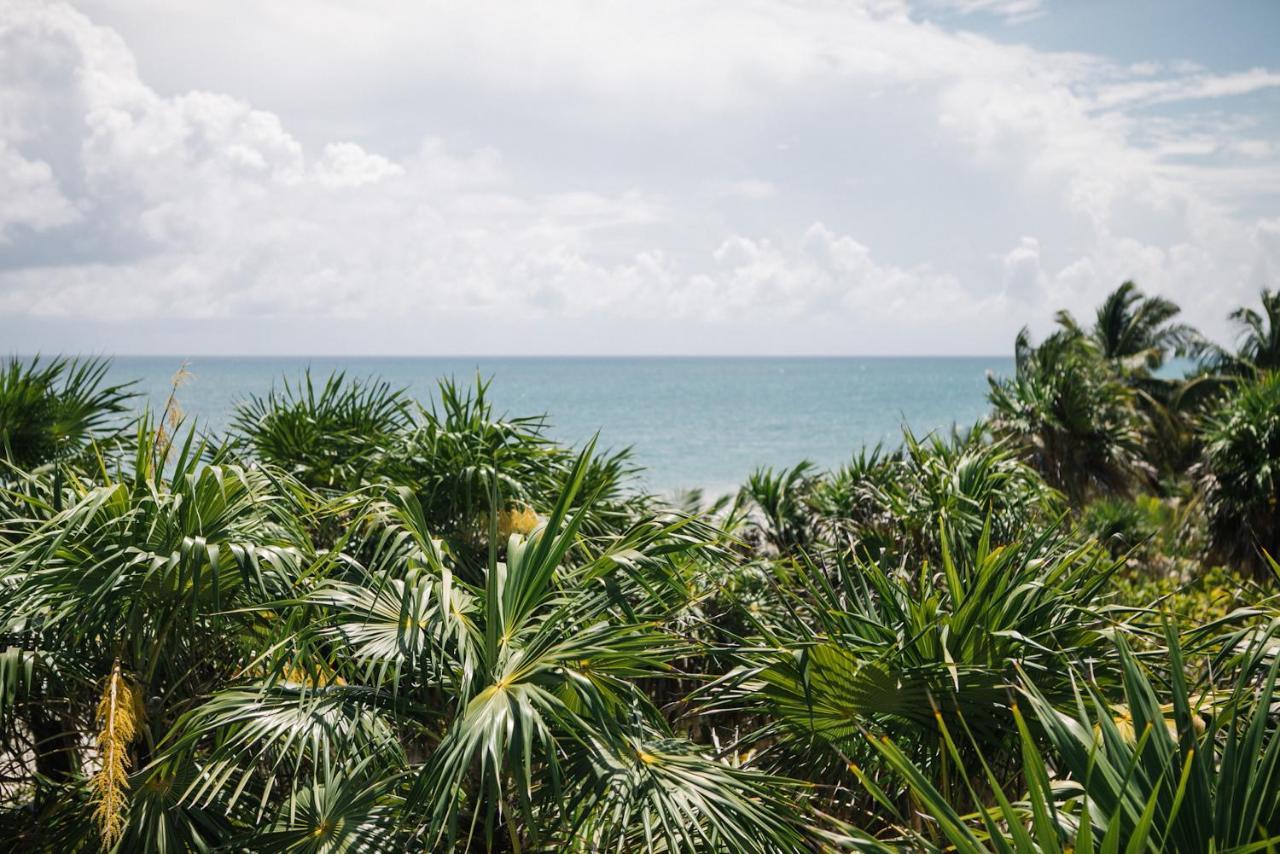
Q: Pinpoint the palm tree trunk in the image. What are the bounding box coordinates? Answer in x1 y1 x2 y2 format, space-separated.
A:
28 702 80 794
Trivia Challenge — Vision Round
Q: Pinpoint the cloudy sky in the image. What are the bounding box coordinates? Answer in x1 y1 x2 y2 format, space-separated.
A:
2 0 1278 355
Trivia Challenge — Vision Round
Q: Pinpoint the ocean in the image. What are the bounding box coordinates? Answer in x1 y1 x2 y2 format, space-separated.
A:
108 356 1013 496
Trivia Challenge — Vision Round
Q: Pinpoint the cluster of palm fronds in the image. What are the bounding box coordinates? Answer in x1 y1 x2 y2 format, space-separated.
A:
1 285 1278 852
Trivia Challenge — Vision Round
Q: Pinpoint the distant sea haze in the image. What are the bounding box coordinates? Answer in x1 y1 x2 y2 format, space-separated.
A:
108 356 1013 495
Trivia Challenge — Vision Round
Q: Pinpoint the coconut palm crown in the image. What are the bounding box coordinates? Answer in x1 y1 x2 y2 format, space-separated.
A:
1055 280 1196 373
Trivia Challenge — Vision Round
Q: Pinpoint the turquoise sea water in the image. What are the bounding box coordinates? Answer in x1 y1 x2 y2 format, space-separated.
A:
108 357 1013 495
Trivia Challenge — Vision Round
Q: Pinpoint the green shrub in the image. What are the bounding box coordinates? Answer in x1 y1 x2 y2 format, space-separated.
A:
228 370 411 490
705 521 1119 824
849 625 1280 852
1196 371 1280 576
0 355 136 471
1082 496 1157 557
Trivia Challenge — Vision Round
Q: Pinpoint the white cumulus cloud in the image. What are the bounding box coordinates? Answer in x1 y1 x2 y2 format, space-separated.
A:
0 0 1277 354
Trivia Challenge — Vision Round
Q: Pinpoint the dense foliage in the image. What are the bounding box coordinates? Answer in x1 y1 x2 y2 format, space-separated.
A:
0 355 136 471
2 283 1278 852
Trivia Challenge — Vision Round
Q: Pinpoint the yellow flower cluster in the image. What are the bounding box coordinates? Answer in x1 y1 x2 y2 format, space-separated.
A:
92 661 140 849
497 503 540 539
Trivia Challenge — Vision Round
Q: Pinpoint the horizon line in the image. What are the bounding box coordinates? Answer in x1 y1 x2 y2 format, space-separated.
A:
14 352 1013 360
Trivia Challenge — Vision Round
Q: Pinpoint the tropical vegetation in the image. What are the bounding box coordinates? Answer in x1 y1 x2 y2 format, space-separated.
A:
2 283 1278 852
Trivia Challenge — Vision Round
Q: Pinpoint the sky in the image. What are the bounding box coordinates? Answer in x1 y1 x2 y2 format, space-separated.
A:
1 0 1278 355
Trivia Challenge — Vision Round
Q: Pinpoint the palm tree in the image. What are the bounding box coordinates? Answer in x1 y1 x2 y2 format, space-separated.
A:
382 376 645 549
866 427 1061 560
1 423 806 849
848 624 1280 851
756 426 1063 569
807 445 900 542
9 351 1280 852
705 522 1118 828
1053 284 1216 482
0 422 315 847
1056 281 1196 373
1227 287 1280 374
1191 288 1280 378
1195 370 1280 576
227 369 412 491
987 329 1152 502
144 448 806 851
0 355 136 472
737 462 820 554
